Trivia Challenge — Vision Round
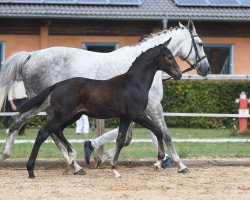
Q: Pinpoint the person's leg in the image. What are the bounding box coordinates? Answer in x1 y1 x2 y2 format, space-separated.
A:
4 100 12 134
75 116 83 134
84 128 118 164
82 115 89 134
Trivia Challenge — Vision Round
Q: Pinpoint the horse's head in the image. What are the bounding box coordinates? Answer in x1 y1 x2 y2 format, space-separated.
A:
178 20 210 77
157 38 182 80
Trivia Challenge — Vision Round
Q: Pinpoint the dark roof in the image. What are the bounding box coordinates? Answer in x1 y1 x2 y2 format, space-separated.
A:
0 0 250 21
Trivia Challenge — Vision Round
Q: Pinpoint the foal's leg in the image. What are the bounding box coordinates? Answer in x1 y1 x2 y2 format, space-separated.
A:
55 130 85 175
133 114 166 169
26 126 51 178
111 117 131 178
88 123 133 167
46 110 83 174
146 103 188 173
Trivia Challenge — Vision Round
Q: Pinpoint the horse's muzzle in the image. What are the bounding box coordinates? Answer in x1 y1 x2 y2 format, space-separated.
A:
197 65 210 77
173 73 182 80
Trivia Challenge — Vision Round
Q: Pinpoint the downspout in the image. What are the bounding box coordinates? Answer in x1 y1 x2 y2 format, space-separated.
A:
162 16 168 30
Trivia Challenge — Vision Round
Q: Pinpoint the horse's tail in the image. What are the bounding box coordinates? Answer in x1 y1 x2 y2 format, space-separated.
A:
18 84 56 113
0 51 31 97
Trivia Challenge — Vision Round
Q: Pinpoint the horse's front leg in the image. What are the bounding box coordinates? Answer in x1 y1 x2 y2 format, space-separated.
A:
162 133 189 173
111 117 131 178
146 103 188 173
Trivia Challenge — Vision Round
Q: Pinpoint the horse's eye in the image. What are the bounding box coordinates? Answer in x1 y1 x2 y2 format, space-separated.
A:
198 42 203 47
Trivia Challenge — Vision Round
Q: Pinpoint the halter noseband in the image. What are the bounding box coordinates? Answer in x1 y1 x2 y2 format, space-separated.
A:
164 29 207 82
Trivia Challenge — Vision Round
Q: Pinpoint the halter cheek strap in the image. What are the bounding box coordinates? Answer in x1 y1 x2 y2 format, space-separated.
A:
185 30 207 70
164 29 207 82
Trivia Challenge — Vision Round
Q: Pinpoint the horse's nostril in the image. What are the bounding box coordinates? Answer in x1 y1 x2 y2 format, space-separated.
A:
207 67 211 74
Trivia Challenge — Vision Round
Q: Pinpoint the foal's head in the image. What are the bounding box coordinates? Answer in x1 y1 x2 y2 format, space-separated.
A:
156 38 182 80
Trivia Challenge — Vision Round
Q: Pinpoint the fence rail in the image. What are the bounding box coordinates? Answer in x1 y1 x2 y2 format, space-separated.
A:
163 112 250 118
0 112 46 116
163 74 250 81
0 111 248 118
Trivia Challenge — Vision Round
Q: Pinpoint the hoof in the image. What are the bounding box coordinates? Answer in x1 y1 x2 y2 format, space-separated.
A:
112 169 121 178
178 167 190 174
153 163 163 170
0 152 11 162
28 173 35 179
73 168 86 175
115 174 121 178
93 156 102 169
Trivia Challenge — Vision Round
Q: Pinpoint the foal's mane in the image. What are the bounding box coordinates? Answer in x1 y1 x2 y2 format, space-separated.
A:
127 44 162 72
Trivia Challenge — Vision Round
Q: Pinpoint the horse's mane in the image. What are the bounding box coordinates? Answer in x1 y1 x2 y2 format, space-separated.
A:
131 26 185 47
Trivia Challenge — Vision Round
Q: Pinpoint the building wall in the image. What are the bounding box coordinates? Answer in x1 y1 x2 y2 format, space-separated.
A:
0 35 40 58
204 37 250 74
0 22 250 74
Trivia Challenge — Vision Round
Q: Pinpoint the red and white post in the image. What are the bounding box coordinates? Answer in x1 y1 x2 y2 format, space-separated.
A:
235 91 250 134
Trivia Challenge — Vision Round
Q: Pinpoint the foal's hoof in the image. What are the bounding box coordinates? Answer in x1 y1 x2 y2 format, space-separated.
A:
178 167 190 174
112 169 121 178
153 162 163 170
28 174 35 179
73 168 86 175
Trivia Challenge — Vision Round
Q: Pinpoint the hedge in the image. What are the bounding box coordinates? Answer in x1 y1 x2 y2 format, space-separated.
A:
1 81 249 129
162 81 250 128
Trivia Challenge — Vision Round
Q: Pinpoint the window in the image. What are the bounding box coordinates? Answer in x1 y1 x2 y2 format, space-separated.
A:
0 42 4 70
83 42 118 53
204 44 233 74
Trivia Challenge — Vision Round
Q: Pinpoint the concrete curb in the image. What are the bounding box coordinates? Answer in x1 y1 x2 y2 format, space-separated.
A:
0 158 250 169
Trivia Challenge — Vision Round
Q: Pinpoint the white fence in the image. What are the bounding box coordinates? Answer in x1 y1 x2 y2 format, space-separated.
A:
0 111 248 118
163 74 250 81
163 112 250 118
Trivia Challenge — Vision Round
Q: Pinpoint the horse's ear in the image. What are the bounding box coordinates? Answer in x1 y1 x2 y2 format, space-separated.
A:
179 22 185 29
164 37 172 47
161 38 172 53
187 20 196 33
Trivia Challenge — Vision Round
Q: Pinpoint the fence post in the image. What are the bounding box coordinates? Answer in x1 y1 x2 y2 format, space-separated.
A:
96 119 105 153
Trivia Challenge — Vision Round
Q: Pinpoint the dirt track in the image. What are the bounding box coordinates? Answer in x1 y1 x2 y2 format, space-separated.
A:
0 165 249 200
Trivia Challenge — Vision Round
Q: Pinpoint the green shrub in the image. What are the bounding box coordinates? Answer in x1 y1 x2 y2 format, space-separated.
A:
0 81 249 129
163 81 250 128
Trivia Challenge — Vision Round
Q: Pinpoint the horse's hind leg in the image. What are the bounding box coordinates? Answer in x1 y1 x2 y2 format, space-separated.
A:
54 130 85 175
111 117 131 178
0 109 40 162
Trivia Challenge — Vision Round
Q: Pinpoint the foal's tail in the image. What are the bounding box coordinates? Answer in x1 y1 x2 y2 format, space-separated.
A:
18 84 56 113
0 51 31 97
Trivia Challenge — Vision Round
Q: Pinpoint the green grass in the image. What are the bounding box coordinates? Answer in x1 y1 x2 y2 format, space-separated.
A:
1 127 250 140
1 142 249 159
0 128 249 159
